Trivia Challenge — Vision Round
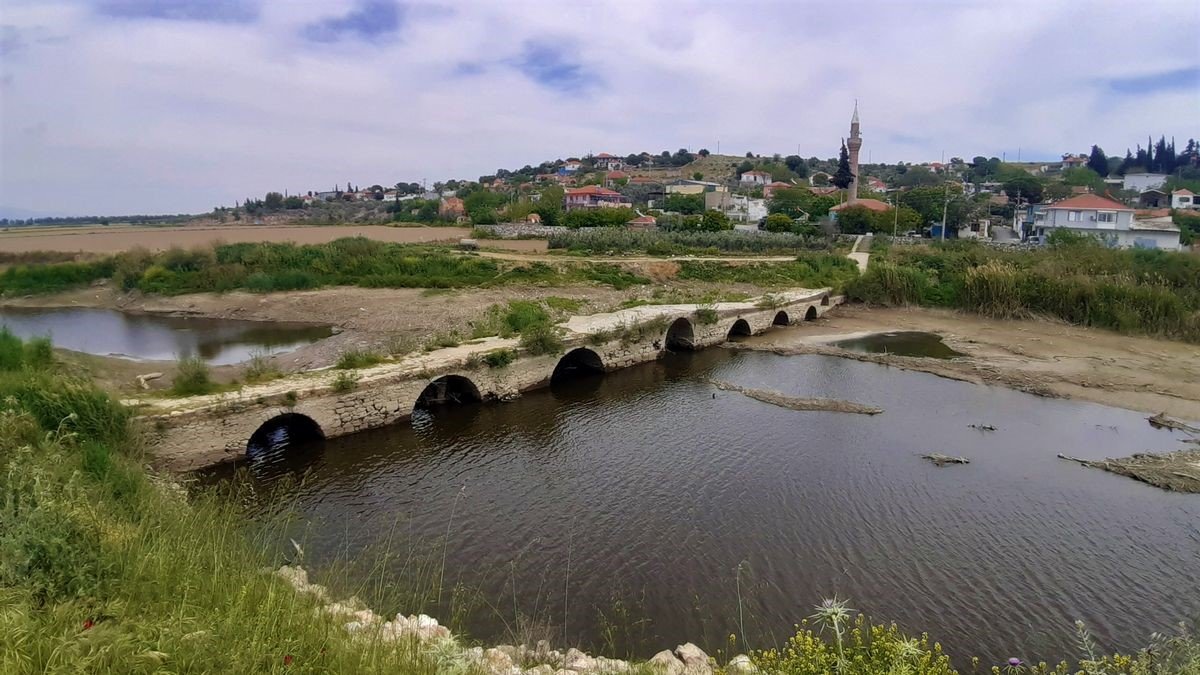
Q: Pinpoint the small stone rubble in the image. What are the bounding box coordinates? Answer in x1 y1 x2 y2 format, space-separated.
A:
275 565 756 674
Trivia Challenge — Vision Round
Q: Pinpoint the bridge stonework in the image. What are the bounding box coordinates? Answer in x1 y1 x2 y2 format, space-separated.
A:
142 291 837 471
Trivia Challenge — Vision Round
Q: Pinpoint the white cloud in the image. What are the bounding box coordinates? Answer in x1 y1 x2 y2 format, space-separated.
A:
1 0 1197 215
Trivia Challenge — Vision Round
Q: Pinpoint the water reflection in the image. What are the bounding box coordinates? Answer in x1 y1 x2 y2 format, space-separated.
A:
831 331 965 358
201 350 1200 665
0 306 331 364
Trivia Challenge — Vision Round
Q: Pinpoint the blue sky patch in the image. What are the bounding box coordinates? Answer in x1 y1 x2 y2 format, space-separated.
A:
302 1 404 43
95 0 259 23
1104 66 1200 94
513 41 595 93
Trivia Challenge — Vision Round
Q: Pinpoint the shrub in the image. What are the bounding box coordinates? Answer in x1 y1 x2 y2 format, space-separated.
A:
335 348 383 370
331 370 358 393
242 350 281 383
695 305 719 325
170 355 214 396
423 331 461 351
518 323 564 356
544 296 583 313
482 348 517 368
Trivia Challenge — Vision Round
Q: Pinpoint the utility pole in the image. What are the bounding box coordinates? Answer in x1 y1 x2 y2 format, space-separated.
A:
892 197 899 236
940 183 949 242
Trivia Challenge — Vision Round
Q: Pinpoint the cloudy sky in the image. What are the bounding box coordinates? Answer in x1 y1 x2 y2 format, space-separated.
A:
1 0 1198 216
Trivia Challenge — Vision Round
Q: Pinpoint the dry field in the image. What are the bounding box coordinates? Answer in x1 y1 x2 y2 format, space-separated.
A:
0 224 547 254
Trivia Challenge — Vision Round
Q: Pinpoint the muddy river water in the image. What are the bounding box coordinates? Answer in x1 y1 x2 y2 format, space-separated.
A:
202 339 1200 665
0 306 331 364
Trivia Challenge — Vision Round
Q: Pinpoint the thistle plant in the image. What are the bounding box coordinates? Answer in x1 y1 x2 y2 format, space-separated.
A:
810 596 855 671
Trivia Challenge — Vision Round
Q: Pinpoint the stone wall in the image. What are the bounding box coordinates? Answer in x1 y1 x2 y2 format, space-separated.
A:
144 293 837 471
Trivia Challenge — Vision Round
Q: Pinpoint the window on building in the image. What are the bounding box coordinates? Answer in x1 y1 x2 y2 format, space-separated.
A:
1096 211 1116 223
1068 210 1082 222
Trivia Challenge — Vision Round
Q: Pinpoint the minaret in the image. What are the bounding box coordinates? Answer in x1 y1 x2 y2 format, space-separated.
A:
846 101 862 204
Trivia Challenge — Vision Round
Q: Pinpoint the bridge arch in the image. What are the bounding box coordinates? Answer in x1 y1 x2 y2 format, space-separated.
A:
414 374 482 411
773 311 790 326
552 348 605 384
805 306 818 321
727 318 752 339
821 294 830 306
664 317 696 351
247 412 324 460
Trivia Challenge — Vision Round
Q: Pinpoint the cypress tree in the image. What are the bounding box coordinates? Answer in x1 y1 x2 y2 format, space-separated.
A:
1086 145 1109 177
832 141 854 189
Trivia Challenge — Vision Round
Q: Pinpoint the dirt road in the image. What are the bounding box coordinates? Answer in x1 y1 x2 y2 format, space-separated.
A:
745 304 1200 421
0 224 546 254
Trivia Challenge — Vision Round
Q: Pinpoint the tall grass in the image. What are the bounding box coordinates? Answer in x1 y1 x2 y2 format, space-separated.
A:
677 254 860 290
547 228 833 255
847 240 1200 343
0 334 441 673
170 355 214 396
0 238 656 295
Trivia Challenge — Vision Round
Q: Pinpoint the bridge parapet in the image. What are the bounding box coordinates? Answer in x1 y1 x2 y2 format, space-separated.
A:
137 288 839 470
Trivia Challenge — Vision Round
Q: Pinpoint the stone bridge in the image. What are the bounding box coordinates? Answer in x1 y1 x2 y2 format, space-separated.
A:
137 288 839 470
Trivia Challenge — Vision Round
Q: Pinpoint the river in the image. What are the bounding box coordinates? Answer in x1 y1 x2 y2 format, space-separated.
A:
201 341 1200 665
0 306 331 364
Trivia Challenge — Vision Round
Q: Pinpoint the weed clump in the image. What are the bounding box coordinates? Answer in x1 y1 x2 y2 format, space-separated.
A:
335 348 383 370
170 355 214 396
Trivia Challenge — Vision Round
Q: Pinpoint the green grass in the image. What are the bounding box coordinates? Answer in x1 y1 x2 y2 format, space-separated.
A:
423 331 462 352
0 327 54 371
335 348 384 370
677 253 859 289
847 238 1200 343
546 228 833 256
0 238 655 297
242 349 282 384
694 306 719 325
517 323 564 356
482 349 517 368
170 355 215 396
544 296 584 313
331 370 358 393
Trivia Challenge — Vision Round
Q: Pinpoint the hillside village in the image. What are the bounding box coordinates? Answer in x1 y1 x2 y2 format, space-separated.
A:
8 111 1198 251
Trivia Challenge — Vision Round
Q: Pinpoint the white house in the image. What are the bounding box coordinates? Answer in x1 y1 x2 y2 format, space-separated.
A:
593 153 624 171
704 192 767 224
1034 194 1180 250
1122 173 1168 192
1171 189 1197 210
740 170 772 186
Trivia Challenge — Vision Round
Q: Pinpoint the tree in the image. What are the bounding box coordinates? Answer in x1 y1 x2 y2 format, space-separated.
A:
283 195 305 209
832 142 854 189
662 193 704 214
692 171 704 181
745 151 755 158
698 148 710 157
1044 182 1073 201
763 213 794 233
1086 145 1109 177
1001 173 1045 204
263 192 284 210
784 155 804 172
736 160 754 176
700 209 731 232
624 153 642 167
535 185 564 226
834 205 876 235
894 166 940 187
1062 167 1105 194
811 173 830 186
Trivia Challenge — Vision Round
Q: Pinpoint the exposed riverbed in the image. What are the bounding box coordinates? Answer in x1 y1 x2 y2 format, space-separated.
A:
201 344 1200 666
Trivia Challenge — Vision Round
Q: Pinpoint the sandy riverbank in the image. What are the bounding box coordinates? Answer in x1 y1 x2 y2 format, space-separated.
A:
741 304 1200 421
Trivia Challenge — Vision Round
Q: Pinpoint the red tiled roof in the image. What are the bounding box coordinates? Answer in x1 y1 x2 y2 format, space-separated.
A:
831 198 891 212
1174 189 1195 196
1046 194 1132 211
595 153 616 159
765 181 792 188
566 185 622 196
626 215 657 225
